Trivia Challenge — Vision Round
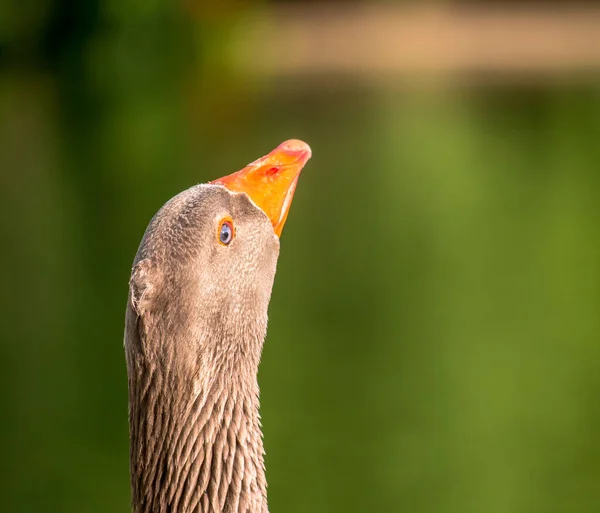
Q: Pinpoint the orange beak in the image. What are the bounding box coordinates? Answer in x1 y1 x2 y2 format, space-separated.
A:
211 139 311 237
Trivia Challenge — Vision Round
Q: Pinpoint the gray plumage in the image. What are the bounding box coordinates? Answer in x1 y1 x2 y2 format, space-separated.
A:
125 184 280 513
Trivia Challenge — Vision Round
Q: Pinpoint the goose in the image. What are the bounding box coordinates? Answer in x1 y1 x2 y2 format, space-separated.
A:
124 140 311 513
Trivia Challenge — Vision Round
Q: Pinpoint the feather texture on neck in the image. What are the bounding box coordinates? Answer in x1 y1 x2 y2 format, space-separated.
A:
126 302 269 513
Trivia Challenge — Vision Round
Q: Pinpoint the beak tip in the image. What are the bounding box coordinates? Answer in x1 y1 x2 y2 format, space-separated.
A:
278 139 312 160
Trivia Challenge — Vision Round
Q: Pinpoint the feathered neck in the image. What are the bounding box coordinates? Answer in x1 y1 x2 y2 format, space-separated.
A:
127 352 268 513
125 287 270 513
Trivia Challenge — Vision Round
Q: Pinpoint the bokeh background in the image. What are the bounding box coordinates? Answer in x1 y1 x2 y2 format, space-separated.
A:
1 1 599 512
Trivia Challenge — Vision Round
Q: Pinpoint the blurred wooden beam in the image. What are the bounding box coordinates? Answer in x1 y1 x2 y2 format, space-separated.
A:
230 4 600 82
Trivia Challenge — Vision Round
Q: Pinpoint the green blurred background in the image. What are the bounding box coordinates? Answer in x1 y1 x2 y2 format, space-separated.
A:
1 1 599 512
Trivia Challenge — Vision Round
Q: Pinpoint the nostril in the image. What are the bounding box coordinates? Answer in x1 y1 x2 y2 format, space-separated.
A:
266 166 280 176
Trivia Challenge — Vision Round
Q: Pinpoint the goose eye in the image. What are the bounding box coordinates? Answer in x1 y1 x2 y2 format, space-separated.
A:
218 218 234 246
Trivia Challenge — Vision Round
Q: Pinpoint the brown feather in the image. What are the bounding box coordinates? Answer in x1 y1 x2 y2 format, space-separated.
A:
125 184 279 513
